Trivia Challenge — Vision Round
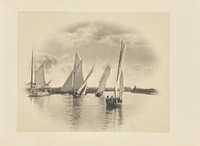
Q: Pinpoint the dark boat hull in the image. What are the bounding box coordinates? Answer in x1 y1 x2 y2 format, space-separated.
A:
95 92 103 97
106 98 122 108
106 101 122 107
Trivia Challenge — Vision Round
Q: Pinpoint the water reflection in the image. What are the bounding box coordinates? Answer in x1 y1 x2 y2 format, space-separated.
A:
29 96 34 104
103 106 123 130
27 95 124 131
69 97 84 131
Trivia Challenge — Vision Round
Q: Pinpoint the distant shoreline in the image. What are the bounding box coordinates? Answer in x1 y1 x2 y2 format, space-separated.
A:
47 86 158 95
131 86 158 95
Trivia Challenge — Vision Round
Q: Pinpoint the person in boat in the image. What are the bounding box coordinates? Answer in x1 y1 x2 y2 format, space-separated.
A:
110 96 113 102
106 96 112 103
116 98 122 103
113 98 117 103
106 96 109 103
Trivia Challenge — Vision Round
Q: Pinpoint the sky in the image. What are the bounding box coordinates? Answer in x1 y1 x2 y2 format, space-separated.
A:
18 12 169 90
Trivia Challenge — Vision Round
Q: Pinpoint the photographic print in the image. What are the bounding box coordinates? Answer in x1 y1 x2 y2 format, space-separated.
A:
17 12 169 132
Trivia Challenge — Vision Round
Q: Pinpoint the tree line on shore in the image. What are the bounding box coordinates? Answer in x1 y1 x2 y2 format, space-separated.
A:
49 86 158 95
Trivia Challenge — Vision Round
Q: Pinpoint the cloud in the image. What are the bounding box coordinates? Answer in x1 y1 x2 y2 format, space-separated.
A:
43 22 130 50
43 22 156 67
64 22 131 37
34 53 58 71
40 22 158 87
33 53 75 86
60 64 73 74
58 54 73 64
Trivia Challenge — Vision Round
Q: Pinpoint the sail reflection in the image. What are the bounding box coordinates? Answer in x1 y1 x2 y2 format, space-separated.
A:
29 96 45 109
27 94 124 131
67 96 84 131
103 106 123 130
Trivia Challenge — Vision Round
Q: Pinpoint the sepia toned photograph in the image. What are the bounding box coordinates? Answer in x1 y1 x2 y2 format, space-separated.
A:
17 12 169 132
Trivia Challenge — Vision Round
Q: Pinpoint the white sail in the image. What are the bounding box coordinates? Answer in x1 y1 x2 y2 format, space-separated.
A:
119 70 124 99
74 53 81 70
84 65 95 81
35 64 46 89
77 65 94 95
77 82 87 95
61 71 73 92
83 82 87 95
73 60 84 91
97 65 111 93
114 41 125 98
61 53 84 92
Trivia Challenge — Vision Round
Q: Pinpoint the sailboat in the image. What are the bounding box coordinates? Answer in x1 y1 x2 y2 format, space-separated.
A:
95 65 111 97
61 53 84 94
106 41 125 107
27 49 36 96
34 63 52 95
27 49 51 97
75 65 94 97
61 53 94 97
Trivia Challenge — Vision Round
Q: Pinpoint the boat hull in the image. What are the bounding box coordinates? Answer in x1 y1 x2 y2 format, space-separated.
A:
95 92 103 97
106 101 122 108
28 93 37 97
106 98 122 108
27 91 51 97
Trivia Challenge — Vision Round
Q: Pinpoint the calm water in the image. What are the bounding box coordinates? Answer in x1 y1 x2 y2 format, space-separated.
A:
17 91 169 132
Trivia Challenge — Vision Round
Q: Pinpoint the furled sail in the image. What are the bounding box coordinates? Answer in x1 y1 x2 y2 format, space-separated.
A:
35 64 46 89
119 70 124 99
96 65 111 94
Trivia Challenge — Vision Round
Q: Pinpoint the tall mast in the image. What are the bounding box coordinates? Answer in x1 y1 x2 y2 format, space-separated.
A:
30 48 33 89
114 41 125 98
